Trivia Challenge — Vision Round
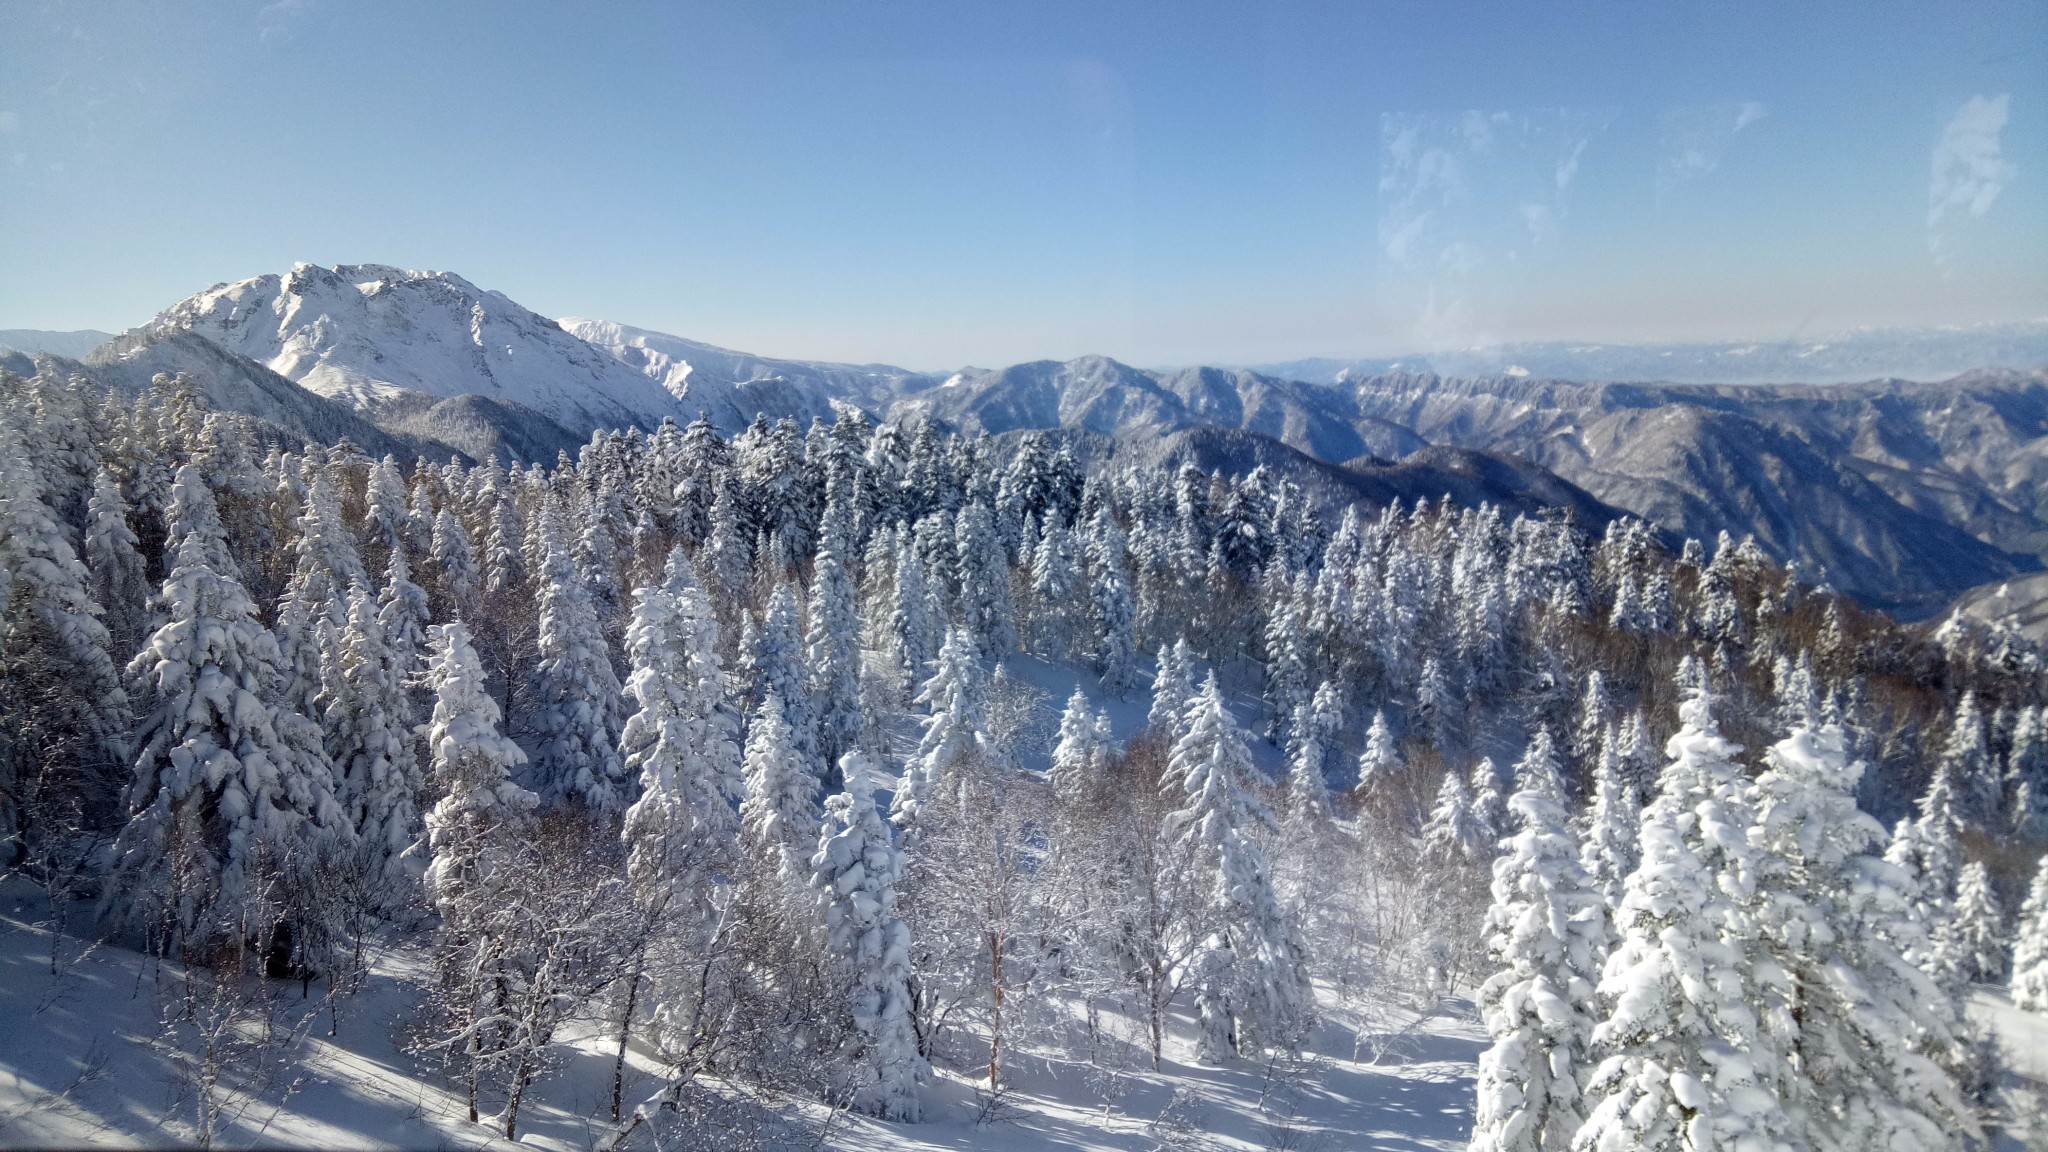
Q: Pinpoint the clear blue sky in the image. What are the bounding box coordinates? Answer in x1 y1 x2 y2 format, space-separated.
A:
2 1 2042 368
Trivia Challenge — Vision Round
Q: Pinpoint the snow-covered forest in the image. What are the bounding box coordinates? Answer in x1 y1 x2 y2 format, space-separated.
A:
3 365 2047 1149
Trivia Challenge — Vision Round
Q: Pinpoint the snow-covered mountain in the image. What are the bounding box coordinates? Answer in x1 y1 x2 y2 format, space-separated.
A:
891 355 1425 464
0 329 114 358
21 261 2048 621
143 264 688 436
1255 320 2048 387
561 317 932 431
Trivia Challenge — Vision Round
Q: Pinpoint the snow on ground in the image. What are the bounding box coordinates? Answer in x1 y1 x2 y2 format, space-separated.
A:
0 875 1484 1150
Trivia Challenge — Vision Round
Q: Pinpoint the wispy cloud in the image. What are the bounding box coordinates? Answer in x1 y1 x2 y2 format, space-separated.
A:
1657 102 1766 196
258 0 315 44
1928 94 2014 266
1378 107 1613 346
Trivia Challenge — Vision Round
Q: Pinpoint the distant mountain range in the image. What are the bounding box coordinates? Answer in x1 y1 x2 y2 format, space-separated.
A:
1251 321 2048 387
6 262 2047 624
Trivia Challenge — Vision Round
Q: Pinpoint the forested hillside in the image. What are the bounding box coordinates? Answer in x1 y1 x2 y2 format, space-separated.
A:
1 365 2045 1148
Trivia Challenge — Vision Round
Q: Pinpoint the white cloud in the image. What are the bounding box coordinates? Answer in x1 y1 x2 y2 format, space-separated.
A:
1929 94 2014 231
1377 107 1613 346
258 0 315 44
1656 101 1767 195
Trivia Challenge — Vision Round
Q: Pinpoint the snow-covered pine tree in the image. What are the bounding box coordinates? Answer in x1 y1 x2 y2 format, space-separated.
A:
1049 686 1110 803
2013 853 2048 1013
529 540 629 814
1943 861 2006 987
1164 673 1313 1061
891 626 988 837
1029 513 1079 658
1086 505 1138 698
1470 757 1507 848
807 523 865 774
0 417 128 850
1885 757 1969 993
431 506 479 619
1263 573 1310 746
1575 680 1796 1152
1750 723 1979 1150
105 526 349 960
887 529 941 694
84 464 150 660
811 751 923 1122
1579 730 1639 912
1469 773 1608 1152
376 544 430 711
419 620 536 914
322 583 425 910
620 549 743 908
1511 727 1568 806
952 500 1015 655
1284 697 1334 824
1148 637 1196 745
738 692 818 885
1422 770 1483 861
363 454 412 560
1936 692 2000 830
1355 709 1403 797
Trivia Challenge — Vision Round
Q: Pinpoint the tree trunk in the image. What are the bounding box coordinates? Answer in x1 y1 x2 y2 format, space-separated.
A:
610 959 644 1122
987 929 1005 1087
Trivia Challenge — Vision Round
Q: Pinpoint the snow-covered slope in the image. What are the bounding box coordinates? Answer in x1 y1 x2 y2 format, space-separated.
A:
1256 320 2048 386
562 317 932 432
889 355 1425 465
143 264 687 436
0 329 114 358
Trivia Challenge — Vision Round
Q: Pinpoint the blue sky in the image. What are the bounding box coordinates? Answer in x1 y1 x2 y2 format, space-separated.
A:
1 0 2042 368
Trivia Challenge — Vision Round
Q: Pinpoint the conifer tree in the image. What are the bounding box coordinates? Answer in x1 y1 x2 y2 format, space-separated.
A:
1049 686 1111 802
807 527 865 773
745 581 817 769
2012 853 2048 1013
891 626 987 836
1165 674 1313 1061
620 550 742 906
431 506 479 619
1148 637 1196 744
1576 681 1795 1152
887 531 941 694
1355 709 1403 797
85 465 150 660
1470 757 1507 848
529 542 629 814
1512 727 1568 806
0 418 128 849
1750 723 1978 1151
1422 770 1483 861
1579 731 1639 912
1943 861 2006 987
323 583 424 909
1469 778 1607 1152
106 528 349 958
953 500 1015 655
811 752 923 1122
1087 506 1138 698
739 693 818 884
